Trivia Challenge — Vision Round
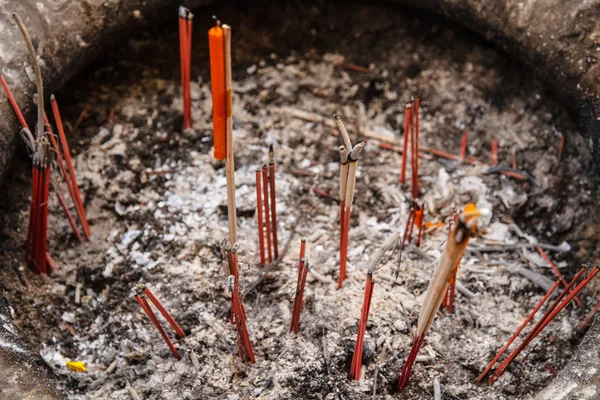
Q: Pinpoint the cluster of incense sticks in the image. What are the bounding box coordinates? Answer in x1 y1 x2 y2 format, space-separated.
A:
398 206 482 392
350 233 399 380
336 115 365 288
12 14 50 274
478 265 599 383
255 146 279 264
222 241 255 363
290 239 308 334
399 98 420 199
178 6 194 130
131 284 186 360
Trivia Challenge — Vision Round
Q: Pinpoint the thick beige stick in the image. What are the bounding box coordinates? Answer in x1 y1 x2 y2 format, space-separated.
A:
223 24 236 243
339 146 349 202
417 211 481 336
335 115 353 155
367 232 401 274
13 13 44 142
344 142 365 208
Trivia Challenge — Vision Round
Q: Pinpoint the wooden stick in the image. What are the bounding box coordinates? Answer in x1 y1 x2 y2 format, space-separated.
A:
339 145 348 276
222 24 236 244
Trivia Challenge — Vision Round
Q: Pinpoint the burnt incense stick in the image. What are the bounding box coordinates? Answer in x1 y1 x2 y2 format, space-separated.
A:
490 266 595 382
491 138 498 166
261 164 273 262
350 233 400 380
577 299 600 330
51 95 91 239
411 98 420 198
459 132 468 161
255 168 266 264
338 145 349 281
398 206 484 392
290 249 309 334
477 279 561 382
268 145 278 259
133 288 181 360
536 246 581 307
400 103 411 184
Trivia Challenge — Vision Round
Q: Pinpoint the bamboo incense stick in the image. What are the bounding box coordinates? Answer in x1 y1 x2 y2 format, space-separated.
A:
338 145 349 278
398 206 483 392
222 24 236 244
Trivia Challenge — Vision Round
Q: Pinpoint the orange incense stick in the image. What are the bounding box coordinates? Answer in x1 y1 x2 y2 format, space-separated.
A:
208 21 226 160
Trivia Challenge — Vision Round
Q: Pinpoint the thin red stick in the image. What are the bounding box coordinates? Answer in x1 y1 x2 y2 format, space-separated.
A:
185 14 193 129
400 105 411 183
557 136 565 163
135 295 181 360
398 333 425 392
411 98 419 198
401 209 415 250
477 279 561 382
491 138 498 166
72 103 89 134
459 132 468 161
297 239 306 284
290 256 309 334
261 165 273 262
268 162 278 259
178 12 187 127
53 182 83 243
537 247 581 307
255 170 266 264
350 273 374 379
490 267 589 382
45 252 56 273
577 299 600 330
231 251 256 363
51 96 91 239
143 287 186 338
0 74 29 129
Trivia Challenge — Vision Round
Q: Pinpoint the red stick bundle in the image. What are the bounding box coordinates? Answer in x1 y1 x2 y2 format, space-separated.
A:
290 256 309 334
477 279 560 382
490 267 594 382
350 273 374 380
537 246 581 307
134 294 181 360
255 169 266 264
51 95 91 239
229 249 256 363
26 142 51 274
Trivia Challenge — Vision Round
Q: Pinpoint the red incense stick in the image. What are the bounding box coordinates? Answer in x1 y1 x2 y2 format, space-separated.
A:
261 164 273 262
255 169 266 264
350 273 374 379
